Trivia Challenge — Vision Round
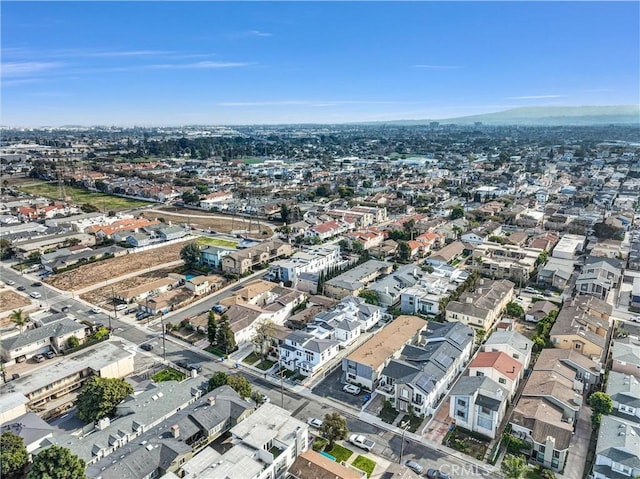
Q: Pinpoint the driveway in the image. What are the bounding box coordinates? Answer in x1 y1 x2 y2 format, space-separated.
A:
423 397 453 443
312 365 369 408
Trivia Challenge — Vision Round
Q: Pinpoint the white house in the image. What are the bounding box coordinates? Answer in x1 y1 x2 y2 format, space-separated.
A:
449 375 508 439
279 330 341 377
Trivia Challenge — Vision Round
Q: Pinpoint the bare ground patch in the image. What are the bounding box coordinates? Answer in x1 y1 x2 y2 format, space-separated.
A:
46 242 192 292
0 290 32 325
146 207 273 238
80 266 181 305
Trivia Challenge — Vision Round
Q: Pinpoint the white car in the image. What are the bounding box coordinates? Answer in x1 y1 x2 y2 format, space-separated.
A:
349 434 375 451
29 291 42 299
631 316 640 323
90 307 101 314
343 384 361 395
307 418 323 428
6 280 15 286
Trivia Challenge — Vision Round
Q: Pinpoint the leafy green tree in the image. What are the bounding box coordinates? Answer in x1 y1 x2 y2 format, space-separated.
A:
76 376 134 423
67 336 80 349
0 238 13 260
9 309 26 332
506 302 525 318
251 390 266 405
280 204 291 223
216 315 236 354
450 206 465 220
208 372 228 391
397 240 411 261
589 391 613 429
251 319 275 360
28 445 86 479
358 290 379 306
501 454 529 479
1 431 28 478
226 375 252 399
181 190 201 205
207 311 217 345
319 412 349 449
180 242 201 266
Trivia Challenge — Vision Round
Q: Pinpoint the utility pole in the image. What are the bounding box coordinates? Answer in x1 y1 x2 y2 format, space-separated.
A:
399 420 410 464
110 286 116 330
279 355 284 409
161 313 167 362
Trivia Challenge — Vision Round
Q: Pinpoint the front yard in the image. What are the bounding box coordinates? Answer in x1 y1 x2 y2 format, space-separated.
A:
352 455 376 478
444 426 490 461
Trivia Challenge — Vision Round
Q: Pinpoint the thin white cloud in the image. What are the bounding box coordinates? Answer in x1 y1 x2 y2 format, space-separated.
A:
150 61 254 70
507 94 564 100
218 100 410 107
71 49 175 58
1 78 42 87
2 61 62 77
246 30 272 37
413 64 463 70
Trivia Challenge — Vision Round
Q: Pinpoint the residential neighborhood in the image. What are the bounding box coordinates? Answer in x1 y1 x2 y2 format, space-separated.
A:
1 122 640 479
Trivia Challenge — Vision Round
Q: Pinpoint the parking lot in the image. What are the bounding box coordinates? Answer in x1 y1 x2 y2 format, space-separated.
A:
311 365 370 409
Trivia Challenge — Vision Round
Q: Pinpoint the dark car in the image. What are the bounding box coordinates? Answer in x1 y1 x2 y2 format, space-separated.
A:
140 343 154 351
427 469 450 479
17 285 26 291
31 281 42 287
175 360 189 369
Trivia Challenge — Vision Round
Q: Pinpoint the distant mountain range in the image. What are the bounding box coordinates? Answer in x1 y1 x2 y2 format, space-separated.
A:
375 105 640 127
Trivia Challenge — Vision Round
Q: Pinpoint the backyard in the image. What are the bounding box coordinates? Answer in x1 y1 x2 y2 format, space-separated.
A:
17 181 152 211
196 237 238 248
151 368 186 383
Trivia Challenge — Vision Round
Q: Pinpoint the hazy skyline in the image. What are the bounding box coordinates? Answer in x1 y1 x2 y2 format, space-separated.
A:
2 1 639 126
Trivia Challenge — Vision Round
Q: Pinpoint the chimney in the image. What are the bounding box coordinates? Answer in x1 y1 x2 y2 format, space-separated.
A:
208 396 216 407
171 424 180 438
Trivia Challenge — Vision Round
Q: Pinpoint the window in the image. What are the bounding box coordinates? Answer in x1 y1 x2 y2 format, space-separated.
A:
458 399 466 407
539 445 546 453
476 372 484 377
456 410 466 419
574 343 582 350
553 451 560 459
499 377 506 384
480 406 491 415
513 353 519 359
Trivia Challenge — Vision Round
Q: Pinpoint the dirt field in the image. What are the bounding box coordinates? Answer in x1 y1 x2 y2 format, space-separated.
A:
80 266 180 305
146 207 274 238
46 241 192 292
0 290 31 314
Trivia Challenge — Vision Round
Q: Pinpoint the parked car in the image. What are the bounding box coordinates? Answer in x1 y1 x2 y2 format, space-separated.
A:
140 343 154 351
427 469 450 479
90 307 101 314
403 460 424 474
6 280 15 286
349 434 375 452
125 307 138 315
17 286 26 291
33 354 45 363
175 360 189 369
115 304 127 311
343 384 361 395
631 316 640 323
29 291 42 299
187 363 202 373
45 351 56 359
307 418 323 428
31 281 42 287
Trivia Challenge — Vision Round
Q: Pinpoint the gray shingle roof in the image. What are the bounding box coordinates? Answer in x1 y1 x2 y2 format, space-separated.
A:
1 318 85 351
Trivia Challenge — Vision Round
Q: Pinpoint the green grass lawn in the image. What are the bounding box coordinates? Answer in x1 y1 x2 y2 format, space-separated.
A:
256 359 275 370
401 414 424 433
151 368 186 383
196 237 238 248
242 352 261 365
18 181 152 211
326 444 353 463
352 455 376 478
205 346 228 358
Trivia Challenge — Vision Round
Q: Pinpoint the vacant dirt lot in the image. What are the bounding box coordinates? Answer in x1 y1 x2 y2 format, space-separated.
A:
146 207 274 238
46 241 192 292
0 290 31 315
80 266 180 305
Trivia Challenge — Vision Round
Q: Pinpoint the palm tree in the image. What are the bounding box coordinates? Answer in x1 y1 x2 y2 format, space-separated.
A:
10 309 27 332
501 454 530 479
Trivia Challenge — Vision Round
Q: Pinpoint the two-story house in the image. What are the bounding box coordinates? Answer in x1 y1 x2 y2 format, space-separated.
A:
592 415 640 479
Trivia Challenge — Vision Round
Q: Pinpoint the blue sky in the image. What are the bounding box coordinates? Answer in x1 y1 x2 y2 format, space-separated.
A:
2 1 638 126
